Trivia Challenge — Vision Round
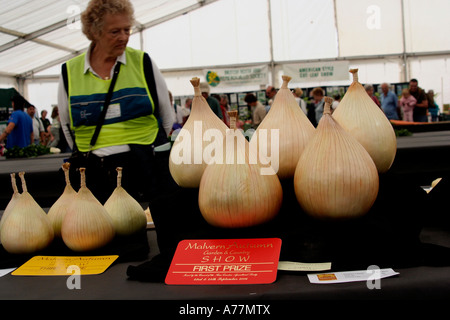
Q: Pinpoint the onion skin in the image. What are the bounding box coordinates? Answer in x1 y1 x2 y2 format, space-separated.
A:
199 160 283 228
332 69 397 173
0 172 54 254
104 168 147 236
0 173 20 234
48 163 76 237
0 196 54 254
169 77 228 188
199 111 283 228
61 168 115 252
294 97 379 219
250 75 315 179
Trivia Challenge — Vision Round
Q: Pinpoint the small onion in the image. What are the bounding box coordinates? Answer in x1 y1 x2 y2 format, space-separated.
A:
104 167 147 236
0 172 54 254
47 162 77 237
294 97 379 219
61 168 115 251
0 173 21 234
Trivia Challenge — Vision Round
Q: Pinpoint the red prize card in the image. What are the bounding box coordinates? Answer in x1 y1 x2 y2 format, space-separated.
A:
165 238 282 285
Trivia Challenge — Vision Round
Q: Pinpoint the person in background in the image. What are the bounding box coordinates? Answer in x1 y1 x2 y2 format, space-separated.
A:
182 97 192 126
409 78 428 122
27 105 45 145
307 87 325 127
293 88 307 114
40 109 51 145
364 84 381 108
0 95 33 149
244 93 266 129
169 90 183 130
219 95 230 127
265 85 277 113
331 94 341 113
57 0 173 203
199 82 222 120
399 88 416 122
427 90 439 122
380 83 399 120
48 106 61 148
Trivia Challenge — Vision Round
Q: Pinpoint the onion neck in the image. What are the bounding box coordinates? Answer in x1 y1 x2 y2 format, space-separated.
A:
80 168 86 188
323 96 333 115
349 69 359 83
116 167 123 187
281 75 292 89
10 173 18 194
228 110 238 129
19 172 27 193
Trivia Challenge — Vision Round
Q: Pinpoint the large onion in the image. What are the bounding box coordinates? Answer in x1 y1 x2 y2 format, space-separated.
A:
198 110 283 228
250 75 315 179
332 69 397 173
294 97 379 219
169 77 228 188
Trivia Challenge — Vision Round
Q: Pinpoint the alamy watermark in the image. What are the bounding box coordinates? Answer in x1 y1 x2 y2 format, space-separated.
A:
170 121 279 176
366 265 381 290
66 5 81 30
66 265 81 290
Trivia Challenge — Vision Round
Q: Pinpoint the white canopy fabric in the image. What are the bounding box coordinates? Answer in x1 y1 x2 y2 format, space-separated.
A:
1 0 450 108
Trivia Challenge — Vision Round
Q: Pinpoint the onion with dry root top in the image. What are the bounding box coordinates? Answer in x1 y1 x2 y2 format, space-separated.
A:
250 75 315 179
294 97 379 219
48 162 77 237
104 167 147 236
332 69 397 173
0 172 54 254
61 168 115 252
0 173 21 234
198 110 283 228
169 77 228 188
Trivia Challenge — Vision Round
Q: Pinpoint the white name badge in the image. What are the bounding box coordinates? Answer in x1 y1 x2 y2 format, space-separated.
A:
105 103 121 120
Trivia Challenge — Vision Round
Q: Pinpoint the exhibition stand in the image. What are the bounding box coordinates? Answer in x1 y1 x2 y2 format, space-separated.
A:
0 131 449 308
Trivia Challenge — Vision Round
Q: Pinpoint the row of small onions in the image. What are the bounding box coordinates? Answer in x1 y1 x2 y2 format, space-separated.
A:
169 69 397 227
0 164 147 254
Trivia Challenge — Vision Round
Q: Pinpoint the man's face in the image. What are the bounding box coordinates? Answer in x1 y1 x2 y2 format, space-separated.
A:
266 87 276 99
27 106 36 117
409 81 418 92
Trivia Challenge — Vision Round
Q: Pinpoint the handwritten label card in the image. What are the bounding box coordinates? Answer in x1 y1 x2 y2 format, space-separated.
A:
12 256 119 276
165 238 282 285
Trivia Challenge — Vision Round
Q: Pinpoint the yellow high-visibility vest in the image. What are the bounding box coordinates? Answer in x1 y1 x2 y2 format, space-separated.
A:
66 47 159 152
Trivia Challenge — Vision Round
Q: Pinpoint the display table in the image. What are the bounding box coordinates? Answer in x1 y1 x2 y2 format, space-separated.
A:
0 226 449 301
1 132 450 312
1 131 450 207
0 224 447 320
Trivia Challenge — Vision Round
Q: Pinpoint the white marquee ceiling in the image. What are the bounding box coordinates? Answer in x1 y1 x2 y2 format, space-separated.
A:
1 0 450 81
0 0 218 77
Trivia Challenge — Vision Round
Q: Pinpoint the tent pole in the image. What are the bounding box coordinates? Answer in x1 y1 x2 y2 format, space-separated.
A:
333 0 340 58
400 0 409 82
267 0 274 87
